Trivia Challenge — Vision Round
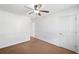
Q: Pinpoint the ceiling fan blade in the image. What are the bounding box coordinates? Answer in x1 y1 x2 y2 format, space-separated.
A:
29 11 34 14
38 13 41 16
40 10 49 13
24 6 33 10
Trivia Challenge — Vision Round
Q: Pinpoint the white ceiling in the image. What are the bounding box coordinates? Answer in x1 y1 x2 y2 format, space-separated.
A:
0 4 29 15
0 4 78 19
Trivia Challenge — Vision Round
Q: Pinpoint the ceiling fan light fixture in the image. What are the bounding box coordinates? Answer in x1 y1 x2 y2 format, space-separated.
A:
34 10 40 13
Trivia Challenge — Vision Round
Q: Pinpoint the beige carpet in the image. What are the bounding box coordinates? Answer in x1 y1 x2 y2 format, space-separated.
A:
0 37 76 54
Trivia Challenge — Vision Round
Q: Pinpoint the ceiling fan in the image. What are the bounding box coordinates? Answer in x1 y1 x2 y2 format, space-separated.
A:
24 4 49 16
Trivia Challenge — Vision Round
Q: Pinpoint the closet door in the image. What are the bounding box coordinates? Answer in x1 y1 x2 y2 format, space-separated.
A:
58 15 76 51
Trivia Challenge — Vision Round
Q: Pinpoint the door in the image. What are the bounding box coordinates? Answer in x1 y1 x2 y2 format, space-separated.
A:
57 15 76 51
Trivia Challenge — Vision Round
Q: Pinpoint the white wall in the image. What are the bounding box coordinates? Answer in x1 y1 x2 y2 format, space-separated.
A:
77 14 79 53
35 6 78 52
31 23 35 37
0 10 31 48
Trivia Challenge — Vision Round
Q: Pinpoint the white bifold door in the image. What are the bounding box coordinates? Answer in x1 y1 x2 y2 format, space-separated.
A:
57 15 76 52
